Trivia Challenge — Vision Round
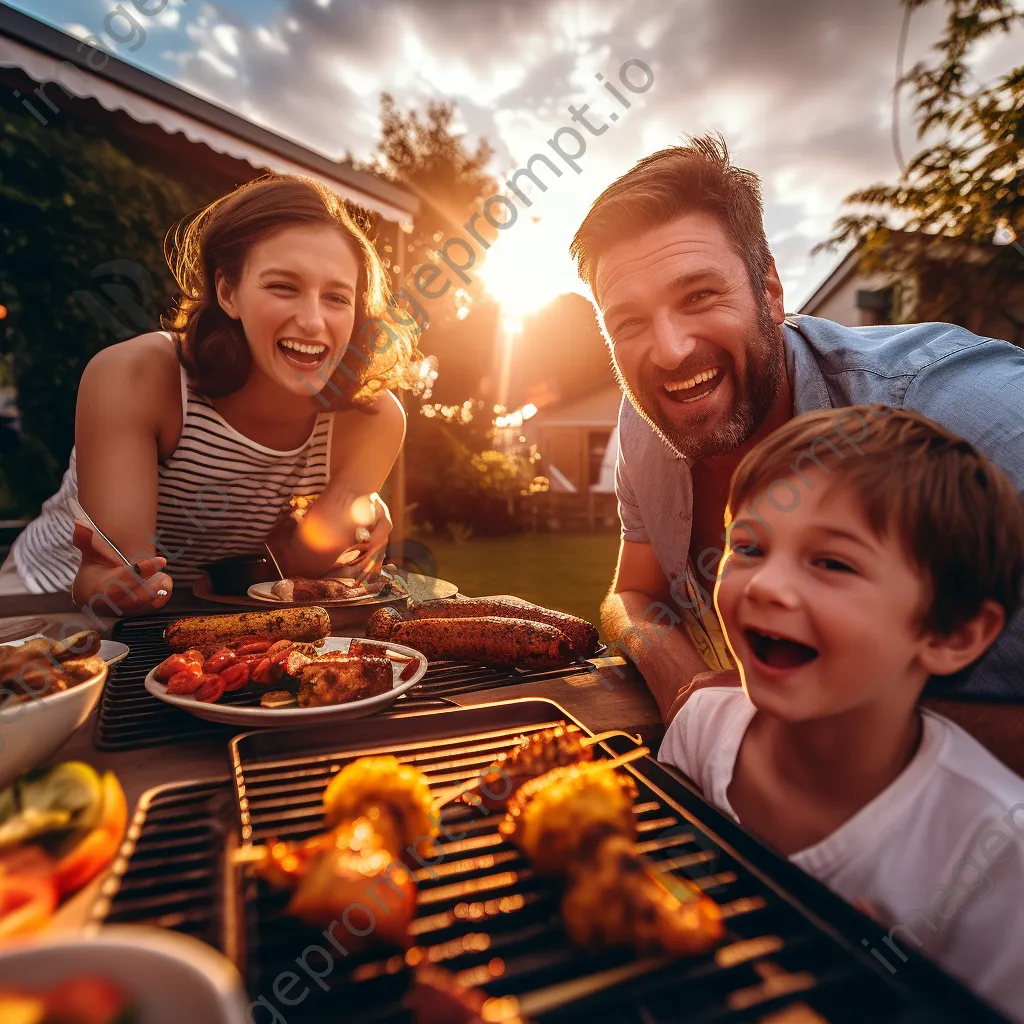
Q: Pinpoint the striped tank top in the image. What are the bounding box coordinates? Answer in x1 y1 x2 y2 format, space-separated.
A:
12 364 332 594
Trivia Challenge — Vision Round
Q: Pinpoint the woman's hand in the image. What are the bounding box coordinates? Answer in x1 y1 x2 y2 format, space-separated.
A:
343 494 393 583
71 521 173 615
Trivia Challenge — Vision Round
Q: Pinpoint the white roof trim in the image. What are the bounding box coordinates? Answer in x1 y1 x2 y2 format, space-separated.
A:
0 36 413 227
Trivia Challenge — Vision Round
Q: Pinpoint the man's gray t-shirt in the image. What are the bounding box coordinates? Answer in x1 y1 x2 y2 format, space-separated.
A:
614 314 1024 699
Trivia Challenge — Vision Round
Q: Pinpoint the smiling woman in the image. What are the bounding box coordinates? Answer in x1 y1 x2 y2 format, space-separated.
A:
2 175 426 613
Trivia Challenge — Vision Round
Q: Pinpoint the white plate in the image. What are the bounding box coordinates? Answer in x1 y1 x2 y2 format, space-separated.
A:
247 570 407 607
144 636 427 727
2 634 129 666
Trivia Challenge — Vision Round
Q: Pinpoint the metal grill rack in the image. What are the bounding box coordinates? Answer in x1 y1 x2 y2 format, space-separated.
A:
227 700 1004 1024
89 777 233 948
95 613 600 751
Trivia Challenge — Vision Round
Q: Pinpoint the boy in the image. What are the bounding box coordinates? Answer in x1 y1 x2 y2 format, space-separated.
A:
658 405 1024 1022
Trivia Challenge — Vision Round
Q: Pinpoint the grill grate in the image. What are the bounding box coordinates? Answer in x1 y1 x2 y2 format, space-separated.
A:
95 613 597 751
227 701 1003 1024
90 777 232 949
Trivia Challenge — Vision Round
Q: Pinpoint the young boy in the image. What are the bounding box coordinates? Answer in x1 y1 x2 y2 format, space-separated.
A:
658 405 1024 1022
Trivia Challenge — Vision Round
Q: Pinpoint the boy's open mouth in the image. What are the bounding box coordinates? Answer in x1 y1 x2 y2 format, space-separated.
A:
277 338 329 368
745 629 819 670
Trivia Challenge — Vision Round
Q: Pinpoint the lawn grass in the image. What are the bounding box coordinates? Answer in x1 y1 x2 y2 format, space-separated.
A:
422 531 620 637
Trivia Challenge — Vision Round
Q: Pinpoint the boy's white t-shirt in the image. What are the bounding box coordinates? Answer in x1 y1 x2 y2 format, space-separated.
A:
658 688 1024 1023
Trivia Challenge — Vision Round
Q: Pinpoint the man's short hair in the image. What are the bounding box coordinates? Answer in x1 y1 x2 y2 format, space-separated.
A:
569 133 773 304
727 405 1024 637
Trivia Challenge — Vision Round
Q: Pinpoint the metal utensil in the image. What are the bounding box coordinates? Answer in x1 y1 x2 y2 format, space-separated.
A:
67 497 133 569
263 541 285 581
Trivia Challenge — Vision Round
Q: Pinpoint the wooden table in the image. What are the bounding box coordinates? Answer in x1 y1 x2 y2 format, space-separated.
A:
0 590 663 934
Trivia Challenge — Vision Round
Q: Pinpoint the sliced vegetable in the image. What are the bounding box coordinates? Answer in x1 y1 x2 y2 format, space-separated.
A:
0 763 103 853
219 662 250 691
0 990 46 1024
0 872 58 939
165 670 203 696
194 673 225 704
202 649 236 674
54 772 127 896
45 975 133 1024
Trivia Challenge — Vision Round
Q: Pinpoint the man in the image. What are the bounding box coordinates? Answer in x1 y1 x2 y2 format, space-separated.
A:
569 134 1024 759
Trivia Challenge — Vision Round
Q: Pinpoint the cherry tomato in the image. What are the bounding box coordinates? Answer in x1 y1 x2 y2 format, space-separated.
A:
226 634 266 650
194 673 226 703
235 641 272 655
269 642 296 665
166 670 203 695
182 648 206 668
250 658 274 685
238 652 269 669
203 649 237 674
219 662 250 691
153 653 197 682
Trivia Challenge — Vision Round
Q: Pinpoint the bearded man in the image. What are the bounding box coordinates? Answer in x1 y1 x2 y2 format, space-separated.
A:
570 135 1024 764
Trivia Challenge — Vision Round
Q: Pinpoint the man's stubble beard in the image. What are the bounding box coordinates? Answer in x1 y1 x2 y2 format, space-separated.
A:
615 302 786 463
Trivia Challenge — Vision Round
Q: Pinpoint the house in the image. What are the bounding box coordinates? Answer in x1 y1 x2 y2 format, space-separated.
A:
515 383 621 530
0 4 417 231
800 231 1024 343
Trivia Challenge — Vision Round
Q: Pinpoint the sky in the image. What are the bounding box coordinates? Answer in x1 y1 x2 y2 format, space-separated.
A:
10 0 1024 319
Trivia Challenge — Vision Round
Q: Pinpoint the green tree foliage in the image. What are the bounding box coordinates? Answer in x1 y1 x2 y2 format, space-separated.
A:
0 92 221 514
819 0 1024 341
356 94 503 401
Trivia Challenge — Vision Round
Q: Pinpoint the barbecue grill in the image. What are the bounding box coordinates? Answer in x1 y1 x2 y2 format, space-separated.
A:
94 698 1010 1023
94 613 604 751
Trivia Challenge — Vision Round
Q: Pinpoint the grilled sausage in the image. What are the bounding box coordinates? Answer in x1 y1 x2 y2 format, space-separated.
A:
370 614 574 667
164 607 331 655
410 597 599 656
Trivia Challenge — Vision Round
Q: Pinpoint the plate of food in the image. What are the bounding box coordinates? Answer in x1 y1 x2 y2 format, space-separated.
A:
143 608 428 727
2 631 129 667
247 569 408 607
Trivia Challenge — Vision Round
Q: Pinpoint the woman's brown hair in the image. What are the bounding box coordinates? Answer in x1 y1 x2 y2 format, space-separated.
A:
163 174 425 407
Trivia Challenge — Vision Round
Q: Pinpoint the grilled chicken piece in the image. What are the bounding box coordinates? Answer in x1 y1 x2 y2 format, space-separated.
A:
561 834 723 956
500 761 638 874
322 755 438 859
474 725 595 809
294 654 392 708
252 817 416 945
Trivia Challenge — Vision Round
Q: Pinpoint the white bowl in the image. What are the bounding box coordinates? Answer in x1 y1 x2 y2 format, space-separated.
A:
0 660 107 789
0 926 247 1023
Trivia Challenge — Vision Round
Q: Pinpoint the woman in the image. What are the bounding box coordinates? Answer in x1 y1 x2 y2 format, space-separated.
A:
2 175 425 614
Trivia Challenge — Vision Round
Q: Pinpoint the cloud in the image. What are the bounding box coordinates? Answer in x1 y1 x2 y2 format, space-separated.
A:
21 0 1015 306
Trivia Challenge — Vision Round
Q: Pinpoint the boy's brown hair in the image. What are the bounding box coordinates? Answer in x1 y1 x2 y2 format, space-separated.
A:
726 405 1024 637
569 133 773 303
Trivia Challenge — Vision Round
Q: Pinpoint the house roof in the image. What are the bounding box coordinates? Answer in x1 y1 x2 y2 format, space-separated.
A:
527 382 622 427
798 246 862 316
0 2 418 224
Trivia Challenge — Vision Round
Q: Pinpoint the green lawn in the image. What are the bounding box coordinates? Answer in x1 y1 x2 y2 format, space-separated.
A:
424 532 620 638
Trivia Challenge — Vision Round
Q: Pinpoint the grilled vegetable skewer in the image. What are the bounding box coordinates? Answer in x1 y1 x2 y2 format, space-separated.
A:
561 834 723 955
433 725 639 811
499 750 647 874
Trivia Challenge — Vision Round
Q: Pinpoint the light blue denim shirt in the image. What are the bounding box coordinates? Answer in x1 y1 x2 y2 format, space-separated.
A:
615 313 1024 700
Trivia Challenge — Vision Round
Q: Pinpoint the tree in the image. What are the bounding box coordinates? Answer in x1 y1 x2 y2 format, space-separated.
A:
357 94 503 401
0 90 223 514
819 0 1024 342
